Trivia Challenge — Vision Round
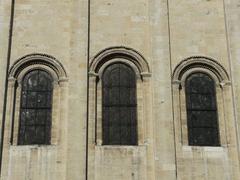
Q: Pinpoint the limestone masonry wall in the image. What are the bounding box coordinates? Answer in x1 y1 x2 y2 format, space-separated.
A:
0 0 240 180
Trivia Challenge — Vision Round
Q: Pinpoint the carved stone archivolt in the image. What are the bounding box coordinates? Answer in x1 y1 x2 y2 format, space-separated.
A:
9 53 67 81
89 46 151 77
172 56 230 86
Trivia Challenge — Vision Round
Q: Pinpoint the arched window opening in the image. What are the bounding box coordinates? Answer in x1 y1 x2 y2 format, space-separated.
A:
185 73 220 146
18 69 53 145
102 63 137 145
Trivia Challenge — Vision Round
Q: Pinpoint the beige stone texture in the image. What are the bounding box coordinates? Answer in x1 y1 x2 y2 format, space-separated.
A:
0 0 240 180
224 0 240 164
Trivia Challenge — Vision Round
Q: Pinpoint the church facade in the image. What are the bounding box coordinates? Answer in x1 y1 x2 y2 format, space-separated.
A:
0 0 240 179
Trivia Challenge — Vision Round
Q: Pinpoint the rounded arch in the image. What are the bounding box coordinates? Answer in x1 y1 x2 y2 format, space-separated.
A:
172 56 230 84
9 53 67 81
89 46 151 76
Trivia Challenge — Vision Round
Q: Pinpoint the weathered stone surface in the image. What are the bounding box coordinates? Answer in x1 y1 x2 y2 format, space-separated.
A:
0 0 239 180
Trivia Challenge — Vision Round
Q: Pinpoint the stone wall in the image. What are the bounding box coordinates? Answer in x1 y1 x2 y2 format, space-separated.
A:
0 0 239 180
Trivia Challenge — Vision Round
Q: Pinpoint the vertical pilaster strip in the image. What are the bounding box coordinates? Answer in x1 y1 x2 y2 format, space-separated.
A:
0 0 15 175
222 0 240 172
86 0 91 179
166 0 178 179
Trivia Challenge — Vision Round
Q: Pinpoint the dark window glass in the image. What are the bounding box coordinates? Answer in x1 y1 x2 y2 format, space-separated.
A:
185 73 220 146
102 63 137 145
18 70 53 145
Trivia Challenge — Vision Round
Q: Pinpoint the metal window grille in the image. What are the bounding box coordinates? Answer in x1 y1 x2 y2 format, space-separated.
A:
18 70 53 145
102 63 137 145
185 73 220 146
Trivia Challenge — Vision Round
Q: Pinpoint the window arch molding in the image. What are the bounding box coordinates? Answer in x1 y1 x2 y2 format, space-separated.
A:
89 46 150 76
9 53 67 81
172 56 230 86
95 58 141 79
5 53 68 146
172 56 230 147
88 47 151 146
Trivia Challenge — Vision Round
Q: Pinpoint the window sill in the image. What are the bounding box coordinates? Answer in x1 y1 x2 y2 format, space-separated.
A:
182 145 225 152
95 144 146 149
10 144 57 150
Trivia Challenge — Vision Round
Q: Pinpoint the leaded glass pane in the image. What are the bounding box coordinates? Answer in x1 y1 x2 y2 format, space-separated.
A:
102 63 137 145
35 110 47 125
18 70 53 145
22 109 36 125
186 73 220 146
26 92 38 108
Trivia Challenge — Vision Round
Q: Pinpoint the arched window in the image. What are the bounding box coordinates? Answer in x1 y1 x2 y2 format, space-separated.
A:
18 69 53 145
102 63 137 145
185 72 220 146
